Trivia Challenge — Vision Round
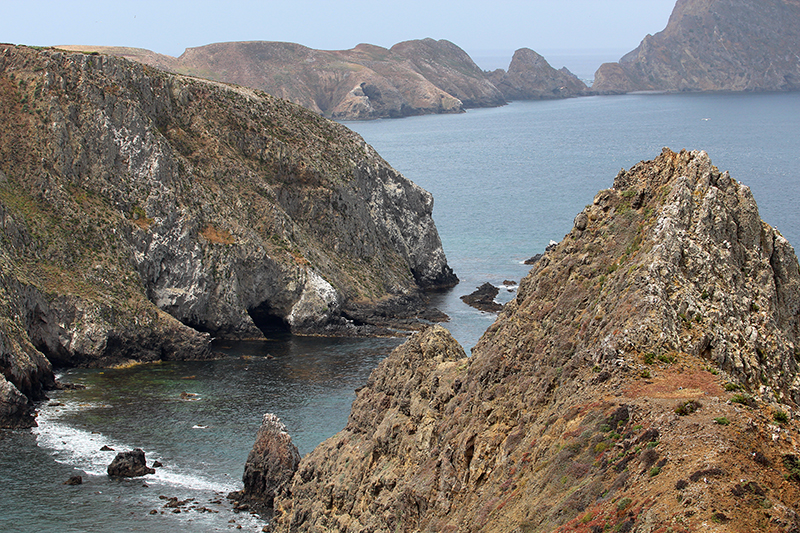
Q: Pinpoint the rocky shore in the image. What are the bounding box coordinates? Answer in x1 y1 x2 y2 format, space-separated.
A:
244 149 800 532
0 44 456 428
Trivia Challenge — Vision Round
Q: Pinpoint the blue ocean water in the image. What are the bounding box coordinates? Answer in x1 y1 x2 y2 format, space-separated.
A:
2 91 799 532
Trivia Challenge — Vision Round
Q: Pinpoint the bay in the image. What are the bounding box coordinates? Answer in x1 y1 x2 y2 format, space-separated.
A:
2 91 799 532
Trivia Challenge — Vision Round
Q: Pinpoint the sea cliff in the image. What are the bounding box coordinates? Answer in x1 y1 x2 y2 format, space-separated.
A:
593 0 800 93
253 149 800 532
0 44 456 428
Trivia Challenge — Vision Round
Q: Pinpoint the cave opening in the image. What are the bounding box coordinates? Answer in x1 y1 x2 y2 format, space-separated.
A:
247 301 292 336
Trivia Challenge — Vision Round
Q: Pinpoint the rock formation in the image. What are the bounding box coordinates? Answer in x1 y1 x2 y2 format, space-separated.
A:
60 39 506 120
593 0 800 93
263 149 800 532
107 448 155 477
240 413 300 509
488 48 588 100
0 44 456 427
460 282 503 312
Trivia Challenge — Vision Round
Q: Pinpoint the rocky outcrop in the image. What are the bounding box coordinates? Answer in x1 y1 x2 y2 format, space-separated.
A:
460 282 502 312
593 0 800 93
240 413 301 509
61 39 506 120
488 48 588 100
0 44 456 427
269 149 800 532
107 448 155 477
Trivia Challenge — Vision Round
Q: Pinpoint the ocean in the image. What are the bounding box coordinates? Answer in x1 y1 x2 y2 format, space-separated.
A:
3 91 799 532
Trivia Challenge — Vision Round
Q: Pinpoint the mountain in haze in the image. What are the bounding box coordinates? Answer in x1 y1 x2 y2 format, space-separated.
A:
488 48 588 100
0 44 456 428
243 149 800 532
58 40 588 119
593 0 800 93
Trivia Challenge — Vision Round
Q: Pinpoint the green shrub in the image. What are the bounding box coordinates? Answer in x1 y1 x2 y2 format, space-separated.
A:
675 400 701 416
774 411 789 424
649 466 661 477
616 497 632 511
714 417 730 426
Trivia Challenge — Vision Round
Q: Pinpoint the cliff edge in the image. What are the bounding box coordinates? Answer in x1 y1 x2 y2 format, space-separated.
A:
0 44 456 428
261 149 800 532
593 0 800 93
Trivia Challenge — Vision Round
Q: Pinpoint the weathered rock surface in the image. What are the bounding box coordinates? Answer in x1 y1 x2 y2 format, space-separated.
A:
61 39 506 120
107 448 155 477
241 413 301 509
0 44 456 427
593 0 800 93
269 149 800 532
460 282 503 312
488 48 588 100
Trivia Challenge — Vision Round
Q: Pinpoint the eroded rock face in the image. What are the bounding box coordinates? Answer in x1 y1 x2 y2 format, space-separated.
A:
593 0 800 93
0 44 456 427
241 413 301 508
270 150 800 533
107 448 155 477
488 48 588 100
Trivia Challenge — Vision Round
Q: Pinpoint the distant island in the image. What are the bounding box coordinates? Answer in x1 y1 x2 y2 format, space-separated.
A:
58 0 800 120
594 0 800 93
57 39 588 120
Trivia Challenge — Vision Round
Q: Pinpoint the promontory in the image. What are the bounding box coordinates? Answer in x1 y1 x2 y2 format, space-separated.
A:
0 44 456 428
247 149 800 532
593 0 800 93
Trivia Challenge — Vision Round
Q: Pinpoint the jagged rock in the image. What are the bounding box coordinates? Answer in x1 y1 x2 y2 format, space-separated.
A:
488 48 588 100
107 448 155 477
100 445 114 451
241 413 300 509
0 375 35 429
64 475 83 485
460 283 502 312
593 0 800 93
270 149 800 532
0 44 456 427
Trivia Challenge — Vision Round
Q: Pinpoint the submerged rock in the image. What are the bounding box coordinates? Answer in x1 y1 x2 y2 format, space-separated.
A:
107 449 156 477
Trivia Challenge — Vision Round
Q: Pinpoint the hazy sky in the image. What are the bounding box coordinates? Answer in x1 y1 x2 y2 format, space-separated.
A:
2 1 677 73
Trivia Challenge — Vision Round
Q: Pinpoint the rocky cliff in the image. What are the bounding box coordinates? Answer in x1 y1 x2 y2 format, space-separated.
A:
258 149 800 532
0 44 456 428
593 0 800 93
488 48 587 100
61 39 506 120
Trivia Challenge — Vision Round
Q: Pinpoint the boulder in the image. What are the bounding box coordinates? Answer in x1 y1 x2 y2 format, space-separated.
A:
107 449 156 477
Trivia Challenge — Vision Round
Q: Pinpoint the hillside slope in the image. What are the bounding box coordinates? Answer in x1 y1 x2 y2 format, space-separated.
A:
62 39 505 120
0 44 456 427
593 0 800 93
259 149 800 532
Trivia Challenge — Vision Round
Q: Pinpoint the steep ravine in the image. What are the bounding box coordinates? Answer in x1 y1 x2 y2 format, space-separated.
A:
0 44 456 428
251 149 800 532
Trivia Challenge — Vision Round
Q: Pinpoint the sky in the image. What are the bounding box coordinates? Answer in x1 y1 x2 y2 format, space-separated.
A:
1 1 677 76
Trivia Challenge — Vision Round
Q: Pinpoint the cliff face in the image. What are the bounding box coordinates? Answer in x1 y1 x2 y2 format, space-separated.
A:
265 149 800 532
0 44 456 427
593 0 800 93
488 48 587 100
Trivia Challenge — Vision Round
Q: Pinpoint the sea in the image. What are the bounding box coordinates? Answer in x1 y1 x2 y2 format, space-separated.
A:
2 91 799 532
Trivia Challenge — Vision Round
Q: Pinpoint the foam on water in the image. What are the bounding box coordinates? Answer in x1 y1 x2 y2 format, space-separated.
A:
33 399 239 493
